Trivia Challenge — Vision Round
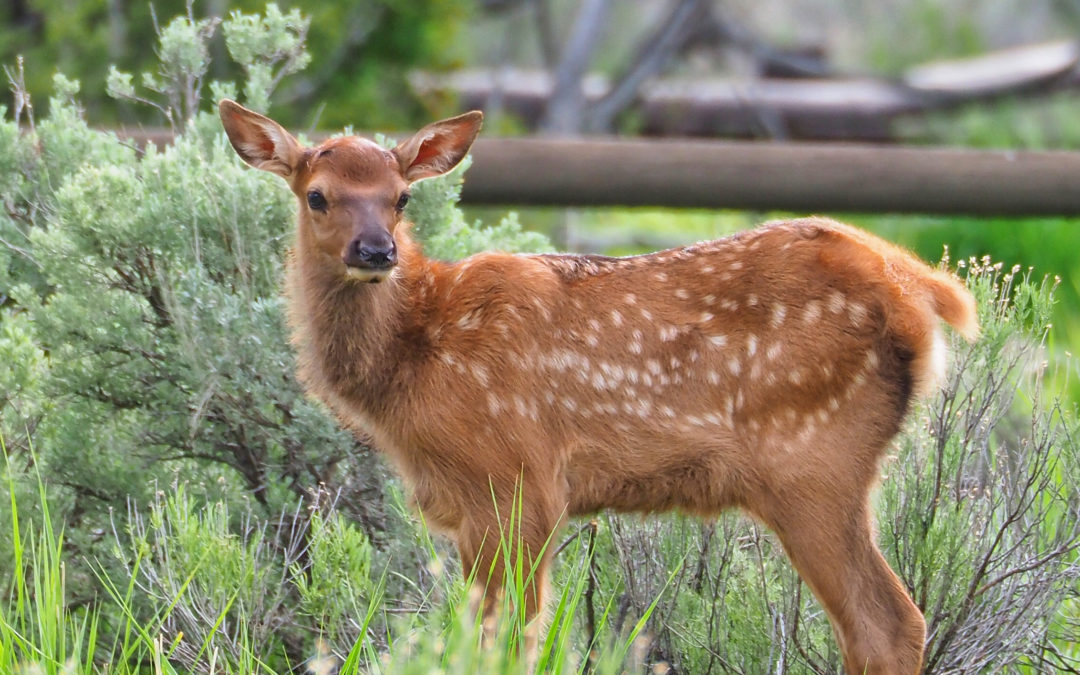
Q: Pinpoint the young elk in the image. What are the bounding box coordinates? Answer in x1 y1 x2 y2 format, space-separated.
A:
220 100 978 674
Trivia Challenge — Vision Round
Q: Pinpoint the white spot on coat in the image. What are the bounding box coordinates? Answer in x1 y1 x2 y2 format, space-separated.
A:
848 302 867 325
770 304 787 328
591 372 607 390
472 364 490 386
828 291 846 314
865 351 880 370
457 310 481 330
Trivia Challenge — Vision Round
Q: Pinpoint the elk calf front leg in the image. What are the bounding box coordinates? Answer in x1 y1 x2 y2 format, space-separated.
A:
457 497 561 658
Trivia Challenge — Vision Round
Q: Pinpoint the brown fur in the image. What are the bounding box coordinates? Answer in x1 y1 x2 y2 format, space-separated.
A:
220 100 978 674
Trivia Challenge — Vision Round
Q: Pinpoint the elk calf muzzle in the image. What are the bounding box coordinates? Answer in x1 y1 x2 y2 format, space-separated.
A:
346 238 397 269
343 233 397 283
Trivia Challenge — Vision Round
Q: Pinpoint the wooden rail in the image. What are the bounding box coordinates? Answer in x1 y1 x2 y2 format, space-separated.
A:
464 137 1080 216
117 129 1080 216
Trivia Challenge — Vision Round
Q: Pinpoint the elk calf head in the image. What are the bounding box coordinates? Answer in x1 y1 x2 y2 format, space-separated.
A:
219 100 482 283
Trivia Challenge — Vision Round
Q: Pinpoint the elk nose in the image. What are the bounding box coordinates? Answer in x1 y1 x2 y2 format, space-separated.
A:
351 239 397 267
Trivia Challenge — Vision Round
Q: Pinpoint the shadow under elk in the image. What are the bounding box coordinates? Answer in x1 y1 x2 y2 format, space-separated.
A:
219 100 978 674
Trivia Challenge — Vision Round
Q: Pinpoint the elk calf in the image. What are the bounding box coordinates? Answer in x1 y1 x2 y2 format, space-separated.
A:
220 100 978 674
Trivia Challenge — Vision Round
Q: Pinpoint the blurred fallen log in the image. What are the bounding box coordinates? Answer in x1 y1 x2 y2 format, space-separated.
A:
413 41 1080 141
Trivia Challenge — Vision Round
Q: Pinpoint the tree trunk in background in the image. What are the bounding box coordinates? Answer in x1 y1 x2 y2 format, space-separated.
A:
585 0 709 133
539 0 610 134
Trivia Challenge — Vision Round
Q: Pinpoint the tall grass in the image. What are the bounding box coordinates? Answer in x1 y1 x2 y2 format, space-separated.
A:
1 438 99 675
1 440 295 674
1 439 672 674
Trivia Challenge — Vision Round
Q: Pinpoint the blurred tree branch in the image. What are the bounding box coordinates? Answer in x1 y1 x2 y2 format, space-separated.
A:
539 0 611 133
439 2 1080 141
277 5 384 109
585 0 710 132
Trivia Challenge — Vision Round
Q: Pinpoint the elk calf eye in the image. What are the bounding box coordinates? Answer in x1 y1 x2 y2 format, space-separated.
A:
395 192 410 212
307 190 327 211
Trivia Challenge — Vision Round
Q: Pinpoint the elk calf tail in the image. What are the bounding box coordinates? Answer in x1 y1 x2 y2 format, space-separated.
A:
898 259 976 395
925 271 979 343
909 270 978 397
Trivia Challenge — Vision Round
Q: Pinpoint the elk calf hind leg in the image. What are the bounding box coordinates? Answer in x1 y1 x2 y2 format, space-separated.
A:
756 495 925 674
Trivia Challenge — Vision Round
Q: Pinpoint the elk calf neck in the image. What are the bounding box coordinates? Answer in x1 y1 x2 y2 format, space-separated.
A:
220 100 978 675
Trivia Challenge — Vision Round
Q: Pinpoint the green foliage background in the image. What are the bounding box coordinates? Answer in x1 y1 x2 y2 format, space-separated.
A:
0 2 1078 673
0 0 546 639
0 0 469 129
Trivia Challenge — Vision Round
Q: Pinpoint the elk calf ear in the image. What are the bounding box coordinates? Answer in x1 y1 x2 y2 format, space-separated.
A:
393 111 484 183
219 99 302 178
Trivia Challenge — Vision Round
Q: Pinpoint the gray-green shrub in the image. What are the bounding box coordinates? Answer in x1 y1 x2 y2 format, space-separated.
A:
0 5 549 669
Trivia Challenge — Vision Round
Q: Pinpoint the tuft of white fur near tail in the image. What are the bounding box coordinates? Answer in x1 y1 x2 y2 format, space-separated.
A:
914 328 950 397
